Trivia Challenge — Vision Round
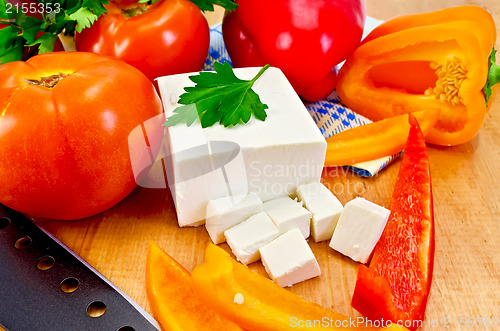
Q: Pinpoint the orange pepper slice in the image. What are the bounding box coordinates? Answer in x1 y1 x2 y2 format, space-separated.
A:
324 109 440 166
145 241 243 331
336 6 497 146
191 243 409 331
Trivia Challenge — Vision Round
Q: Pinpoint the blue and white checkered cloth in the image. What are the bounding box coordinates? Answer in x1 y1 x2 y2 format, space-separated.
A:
203 18 398 177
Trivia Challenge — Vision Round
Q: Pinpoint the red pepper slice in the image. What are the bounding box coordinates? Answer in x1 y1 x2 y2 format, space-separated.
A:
351 114 435 331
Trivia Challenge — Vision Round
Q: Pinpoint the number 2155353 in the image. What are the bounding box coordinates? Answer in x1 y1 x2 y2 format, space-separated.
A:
5 1 61 15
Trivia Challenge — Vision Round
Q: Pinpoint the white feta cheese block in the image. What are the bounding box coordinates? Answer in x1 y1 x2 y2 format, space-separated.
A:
296 182 343 242
263 196 311 238
329 197 390 264
259 228 321 287
206 193 263 244
157 67 326 227
224 211 279 265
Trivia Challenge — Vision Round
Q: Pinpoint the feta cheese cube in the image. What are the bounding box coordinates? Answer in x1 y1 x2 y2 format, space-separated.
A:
263 196 311 238
259 228 321 287
206 193 263 244
329 197 390 264
157 67 326 227
296 182 343 242
224 211 279 265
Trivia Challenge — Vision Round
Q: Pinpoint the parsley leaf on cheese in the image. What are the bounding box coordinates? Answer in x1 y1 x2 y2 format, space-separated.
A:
164 62 270 128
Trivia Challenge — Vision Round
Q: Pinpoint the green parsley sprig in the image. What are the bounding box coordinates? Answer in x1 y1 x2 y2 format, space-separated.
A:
164 62 270 128
189 0 237 11
0 0 109 64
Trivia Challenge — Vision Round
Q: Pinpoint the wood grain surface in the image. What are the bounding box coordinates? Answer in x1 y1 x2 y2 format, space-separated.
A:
35 1 500 330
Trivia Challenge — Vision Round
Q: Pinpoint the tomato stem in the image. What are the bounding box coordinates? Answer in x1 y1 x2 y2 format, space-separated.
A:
23 73 69 88
121 4 149 18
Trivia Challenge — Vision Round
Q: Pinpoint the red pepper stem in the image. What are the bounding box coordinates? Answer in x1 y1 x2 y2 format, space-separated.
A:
250 64 271 85
485 48 499 106
488 62 500 88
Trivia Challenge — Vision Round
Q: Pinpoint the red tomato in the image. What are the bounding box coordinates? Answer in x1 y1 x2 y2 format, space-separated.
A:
75 0 210 81
0 52 163 220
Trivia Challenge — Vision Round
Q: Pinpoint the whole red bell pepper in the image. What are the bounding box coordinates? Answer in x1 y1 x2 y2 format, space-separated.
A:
222 0 366 101
351 114 435 330
75 0 210 81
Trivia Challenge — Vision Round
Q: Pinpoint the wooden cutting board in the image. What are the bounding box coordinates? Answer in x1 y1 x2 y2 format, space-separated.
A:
35 1 500 330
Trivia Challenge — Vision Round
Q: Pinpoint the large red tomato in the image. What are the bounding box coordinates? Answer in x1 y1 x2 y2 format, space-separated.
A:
0 52 163 220
75 0 210 81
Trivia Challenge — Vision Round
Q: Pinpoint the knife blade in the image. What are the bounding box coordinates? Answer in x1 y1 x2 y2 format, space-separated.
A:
0 204 160 331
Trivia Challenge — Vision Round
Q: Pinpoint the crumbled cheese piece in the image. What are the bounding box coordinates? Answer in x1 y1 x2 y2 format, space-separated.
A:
329 197 390 263
224 211 279 265
263 196 311 238
296 182 343 242
205 193 263 244
234 293 245 305
259 228 321 287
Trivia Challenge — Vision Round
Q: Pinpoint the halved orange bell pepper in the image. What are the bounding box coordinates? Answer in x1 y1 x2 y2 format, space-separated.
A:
191 243 409 331
351 115 434 331
336 6 499 146
145 241 243 331
324 108 440 166
362 6 496 46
